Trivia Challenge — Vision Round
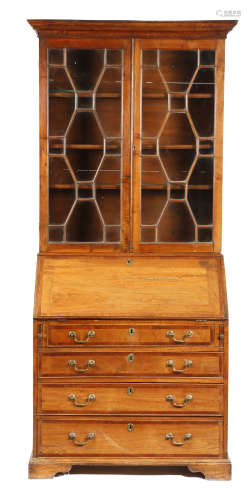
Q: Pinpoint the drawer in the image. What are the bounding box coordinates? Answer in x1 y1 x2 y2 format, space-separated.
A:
38 417 223 457
39 351 223 378
43 323 217 348
38 383 223 415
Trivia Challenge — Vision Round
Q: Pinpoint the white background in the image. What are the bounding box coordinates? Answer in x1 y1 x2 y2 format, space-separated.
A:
0 0 250 497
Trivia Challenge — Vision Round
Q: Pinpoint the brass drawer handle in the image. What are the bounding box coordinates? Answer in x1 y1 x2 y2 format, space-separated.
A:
165 432 192 446
68 431 95 446
68 393 96 407
166 359 192 373
166 330 193 344
68 359 96 373
69 330 96 344
166 394 193 408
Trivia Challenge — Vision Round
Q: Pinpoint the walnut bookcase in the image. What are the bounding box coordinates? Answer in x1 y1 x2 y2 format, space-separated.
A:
28 20 237 480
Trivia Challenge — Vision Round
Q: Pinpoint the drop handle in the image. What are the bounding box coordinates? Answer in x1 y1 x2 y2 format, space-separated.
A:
166 394 193 408
166 359 192 373
68 330 96 344
68 432 95 446
166 330 193 343
68 393 96 407
165 432 192 446
68 359 96 373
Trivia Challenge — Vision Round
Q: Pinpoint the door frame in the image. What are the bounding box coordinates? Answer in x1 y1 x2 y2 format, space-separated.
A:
132 38 225 254
39 37 132 254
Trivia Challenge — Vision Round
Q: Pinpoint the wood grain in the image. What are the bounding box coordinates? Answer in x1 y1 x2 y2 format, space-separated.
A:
38 382 223 415
34 255 227 319
28 20 237 40
45 323 216 347
37 417 224 458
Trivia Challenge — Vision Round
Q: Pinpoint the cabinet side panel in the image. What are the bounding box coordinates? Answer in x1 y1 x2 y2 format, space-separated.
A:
32 320 39 456
223 320 229 457
213 39 225 252
39 40 49 252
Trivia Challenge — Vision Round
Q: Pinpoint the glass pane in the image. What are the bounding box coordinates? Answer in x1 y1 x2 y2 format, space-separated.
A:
141 227 156 242
47 48 123 243
107 50 121 65
67 50 104 91
159 50 197 91
188 189 213 225
158 202 195 242
140 48 215 244
48 49 64 65
200 50 215 65
160 149 195 181
198 227 213 242
142 50 158 66
106 226 120 242
96 189 120 225
48 226 64 242
189 158 214 187
66 201 103 242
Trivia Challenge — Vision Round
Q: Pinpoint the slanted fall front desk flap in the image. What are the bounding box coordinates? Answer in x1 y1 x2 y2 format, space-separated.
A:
34 255 227 320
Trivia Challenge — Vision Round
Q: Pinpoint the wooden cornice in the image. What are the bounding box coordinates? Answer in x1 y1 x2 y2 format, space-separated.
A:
28 19 238 40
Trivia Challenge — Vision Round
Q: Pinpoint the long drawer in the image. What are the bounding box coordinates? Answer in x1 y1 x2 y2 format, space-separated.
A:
38 383 223 415
38 417 223 457
38 351 223 378
43 323 218 347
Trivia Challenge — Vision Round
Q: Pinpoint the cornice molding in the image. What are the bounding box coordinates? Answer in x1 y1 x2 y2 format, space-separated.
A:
28 20 238 40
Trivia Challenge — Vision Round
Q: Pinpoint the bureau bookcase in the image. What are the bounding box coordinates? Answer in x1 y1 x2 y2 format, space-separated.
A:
28 20 237 480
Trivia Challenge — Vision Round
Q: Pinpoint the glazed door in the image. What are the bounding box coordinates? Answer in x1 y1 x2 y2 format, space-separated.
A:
41 39 131 252
132 39 224 253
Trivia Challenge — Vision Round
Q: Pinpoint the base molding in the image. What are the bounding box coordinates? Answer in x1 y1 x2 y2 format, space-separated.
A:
28 457 231 480
188 460 231 480
29 458 72 479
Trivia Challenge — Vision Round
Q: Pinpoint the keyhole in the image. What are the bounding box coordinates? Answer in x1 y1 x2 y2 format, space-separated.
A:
128 353 134 363
128 423 134 432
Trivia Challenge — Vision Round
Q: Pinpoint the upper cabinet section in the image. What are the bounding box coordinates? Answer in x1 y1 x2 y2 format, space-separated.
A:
28 20 237 253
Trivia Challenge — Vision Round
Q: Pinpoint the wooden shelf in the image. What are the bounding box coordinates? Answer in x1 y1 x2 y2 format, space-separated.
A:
49 143 213 152
49 184 211 191
49 144 120 151
50 91 121 98
49 143 201 151
50 184 120 190
143 93 214 99
50 90 213 99
141 184 212 190
143 144 213 150
158 145 196 150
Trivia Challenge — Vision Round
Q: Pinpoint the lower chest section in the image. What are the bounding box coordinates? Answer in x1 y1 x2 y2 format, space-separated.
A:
34 319 227 460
